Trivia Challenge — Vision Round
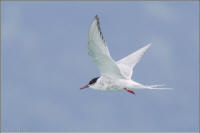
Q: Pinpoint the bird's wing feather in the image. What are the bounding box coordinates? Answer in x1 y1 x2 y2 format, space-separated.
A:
117 43 151 79
88 16 124 79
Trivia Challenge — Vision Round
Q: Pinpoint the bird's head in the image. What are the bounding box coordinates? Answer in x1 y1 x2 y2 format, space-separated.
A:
80 77 99 90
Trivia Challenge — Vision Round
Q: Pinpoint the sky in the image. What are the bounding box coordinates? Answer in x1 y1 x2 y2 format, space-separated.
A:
1 1 199 132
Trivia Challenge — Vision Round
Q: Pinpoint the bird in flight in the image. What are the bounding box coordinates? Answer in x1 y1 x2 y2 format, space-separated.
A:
80 15 171 95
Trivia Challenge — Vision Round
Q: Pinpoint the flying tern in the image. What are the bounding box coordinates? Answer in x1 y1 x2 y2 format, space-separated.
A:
80 15 171 95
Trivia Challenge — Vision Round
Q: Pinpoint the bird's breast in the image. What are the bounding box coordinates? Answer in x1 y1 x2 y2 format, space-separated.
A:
95 77 122 91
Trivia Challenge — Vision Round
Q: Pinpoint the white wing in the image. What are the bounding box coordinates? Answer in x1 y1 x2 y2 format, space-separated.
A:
88 15 124 79
117 43 152 79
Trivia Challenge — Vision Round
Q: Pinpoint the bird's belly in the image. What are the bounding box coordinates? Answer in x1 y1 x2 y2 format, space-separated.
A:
99 85 121 91
104 84 120 91
95 78 123 91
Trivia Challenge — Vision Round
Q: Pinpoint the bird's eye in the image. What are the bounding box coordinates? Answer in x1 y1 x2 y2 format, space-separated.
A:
89 77 99 85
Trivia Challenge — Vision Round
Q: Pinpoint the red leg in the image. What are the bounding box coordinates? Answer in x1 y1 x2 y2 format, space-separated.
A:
123 88 135 95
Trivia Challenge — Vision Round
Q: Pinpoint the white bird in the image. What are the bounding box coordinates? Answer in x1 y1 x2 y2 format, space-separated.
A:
80 15 171 95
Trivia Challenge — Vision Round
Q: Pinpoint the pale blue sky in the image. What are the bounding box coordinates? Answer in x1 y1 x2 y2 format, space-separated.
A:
2 1 199 132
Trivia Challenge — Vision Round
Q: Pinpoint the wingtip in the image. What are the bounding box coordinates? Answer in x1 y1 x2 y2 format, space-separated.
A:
141 43 152 49
93 15 100 25
92 15 105 43
94 15 99 20
147 42 152 47
143 43 152 49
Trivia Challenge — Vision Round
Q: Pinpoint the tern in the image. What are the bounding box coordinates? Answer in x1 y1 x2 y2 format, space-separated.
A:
80 15 171 95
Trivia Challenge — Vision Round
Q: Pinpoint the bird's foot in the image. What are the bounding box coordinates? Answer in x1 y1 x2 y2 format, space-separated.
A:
123 88 135 95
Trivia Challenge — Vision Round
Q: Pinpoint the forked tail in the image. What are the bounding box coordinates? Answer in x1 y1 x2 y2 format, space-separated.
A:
143 84 172 90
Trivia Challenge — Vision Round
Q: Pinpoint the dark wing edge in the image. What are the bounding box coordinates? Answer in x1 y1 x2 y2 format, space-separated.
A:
94 15 106 44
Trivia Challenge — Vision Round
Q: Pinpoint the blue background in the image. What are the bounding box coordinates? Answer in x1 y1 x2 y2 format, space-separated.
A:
2 1 199 132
